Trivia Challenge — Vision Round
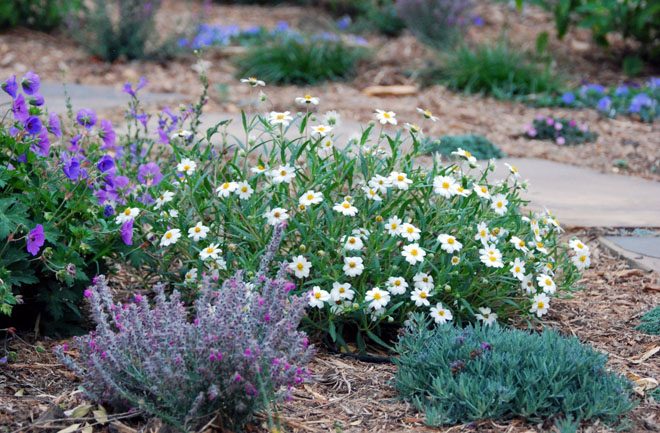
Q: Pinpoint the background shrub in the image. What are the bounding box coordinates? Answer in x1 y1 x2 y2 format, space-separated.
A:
635 306 660 335
432 41 561 99
67 0 183 62
525 115 597 145
55 228 313 431
395 316 635 427
0 0 79 31
395 0 473 49
422 134 505 160
235 35 368 84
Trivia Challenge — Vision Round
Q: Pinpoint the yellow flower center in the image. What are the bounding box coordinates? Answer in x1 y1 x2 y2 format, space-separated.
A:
383 112 391 119
545 279 552 286
339 287 345 293
480 186 487 193
397 175 405 181
342 202 350 209
297 263 304 270
195 227 201 233
349 238 356 244
273 212 281 218
442 182 449 189
410 249 418 256
276 114 285 120
314 292 321 299
438 310 445 316
515 267 520 272
166 232 172 239
489 256 497 262
183 164 190 171
349 262 356 268
257 164 264 170
373 292 381 300
394 281 401 286
497 202 503 208
241 186 248 192
280 170 287 176
447 238 455 244
307 194 314 200
519 240 525 247
452 257 459 264
206 247 214 253
124 209 131 216
419 292 427 299
579 256 586 262
537 301 545 309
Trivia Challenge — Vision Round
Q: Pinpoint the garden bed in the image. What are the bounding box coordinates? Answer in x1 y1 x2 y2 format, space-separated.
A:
0 1 657 180
3 229 658 433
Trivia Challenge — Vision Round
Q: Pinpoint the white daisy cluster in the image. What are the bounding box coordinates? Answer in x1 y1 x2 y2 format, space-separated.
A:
110 83 589 341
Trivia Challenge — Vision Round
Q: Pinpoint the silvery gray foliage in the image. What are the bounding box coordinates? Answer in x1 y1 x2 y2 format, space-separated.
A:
55 225 313 431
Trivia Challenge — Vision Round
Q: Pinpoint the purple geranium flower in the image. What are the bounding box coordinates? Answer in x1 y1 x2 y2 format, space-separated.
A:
97 155 115 173
120 219 134 246
561 92 575 105
12 94 29 122
24 116 42 135
103 205 115 217
69 134 82 153
137 162 163 186
76 108 97 129
629 93 654 113
597 96 612 112
28 94 44 106
99 119 116 148
34 130 50 157
21 71 40 95
48 113 62 138
63 156 81 180
614 85 629 97
123 76 148 97
27 224 45 256
2 75 18 98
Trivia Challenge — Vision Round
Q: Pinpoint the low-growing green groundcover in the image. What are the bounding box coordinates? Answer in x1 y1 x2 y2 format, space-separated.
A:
394 316 635 428
421 134 505 160
635 306 660 335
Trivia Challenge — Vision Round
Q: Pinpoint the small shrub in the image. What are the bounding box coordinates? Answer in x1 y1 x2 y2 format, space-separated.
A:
55 227 314 432
395 0 473 49
67 0 182 62
0 0 80 31
635 306 660 335
394 316 635 427
524 116 597 146
434 42 561 99
236 35 368 85
422 134 505 160
360 0 406 37
530 79 659 123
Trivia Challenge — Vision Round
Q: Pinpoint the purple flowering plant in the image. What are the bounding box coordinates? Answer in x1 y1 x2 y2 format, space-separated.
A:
524 115 597 146
55 225 314 431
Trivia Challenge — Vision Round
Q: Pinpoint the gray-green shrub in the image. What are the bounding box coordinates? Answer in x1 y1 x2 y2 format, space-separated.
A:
394 315 635 427
422 134 505 160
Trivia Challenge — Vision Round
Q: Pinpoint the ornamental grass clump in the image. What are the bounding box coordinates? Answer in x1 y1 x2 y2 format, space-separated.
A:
55 226 313 432
395 0 473 49
422 134 504 160
635 306 660 335
394 315 635 428
525 115 597 146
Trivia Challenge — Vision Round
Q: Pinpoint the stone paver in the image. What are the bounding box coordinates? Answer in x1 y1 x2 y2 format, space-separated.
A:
1 82 184 113
490 158 660 228
599 235 660 273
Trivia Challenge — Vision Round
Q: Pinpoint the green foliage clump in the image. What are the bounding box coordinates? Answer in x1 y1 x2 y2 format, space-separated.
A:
525 116 597 146
394 316 635 427
433 42 562 99
0 0 79 31
68 0 183 62
635 306 660 335
422 134 505 160
236 36 368 85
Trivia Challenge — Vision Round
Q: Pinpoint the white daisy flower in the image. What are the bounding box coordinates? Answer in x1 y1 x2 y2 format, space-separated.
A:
352 227 371 239
368 175 392 193
505 163 521 179
184 268 198 284
399 223 421 242
450 255 461 265
430 303 453 324
171 129 193 140
433 175 456 198
317 138 334 157
343 256 364 277
374 109 397 125
270 165 296 184
569 238 589 253
479 244 504 268
491 194 509 216
331 282 354 301
362 186 382 201
410 287 431 307
475 307 498 326
475 222 493 245
216 181 238 198
308 286 330 309
251 164 267 174
289 255 312 279
385 216 403 236
510 236 529 252
451 148 477 165
160 229 181 247
154 191 174 209
365 287 390 310
386 276 408 295
323 110 340 126
416 107 438 122
530 293 550 317
311 124 332 137
115 207 140 224
240 77 265 87
333 199 358 216
235 182 254 200
389 171 412 190
188 222 209 241
264 208 289 226
537 274 556 294
295 94 319 105
437 234 462 253
473 184 491 199
268 111 293 127
451 184 471 197
299 190 323 206
572 252 591 270
177 158 197 176
521 274 535 294
342 235 364 251
534 241 549 255
199 243 221 260
413 272 434 290
509 258 526 280
402 243 426 265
